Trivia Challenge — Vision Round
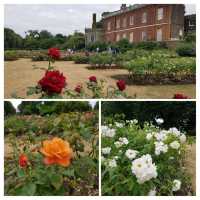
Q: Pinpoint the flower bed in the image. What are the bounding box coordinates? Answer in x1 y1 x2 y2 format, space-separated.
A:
101 118 194 196
5 111 99 195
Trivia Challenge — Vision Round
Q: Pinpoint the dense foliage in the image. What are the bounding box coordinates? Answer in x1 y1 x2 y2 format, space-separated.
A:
5 109 98 195
102 102 196 135
101 118 194 196
4 101 16 116
4 28 85 51
17 101 92 116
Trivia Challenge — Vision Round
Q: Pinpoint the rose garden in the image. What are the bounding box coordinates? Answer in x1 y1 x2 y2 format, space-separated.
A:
4 35 196 99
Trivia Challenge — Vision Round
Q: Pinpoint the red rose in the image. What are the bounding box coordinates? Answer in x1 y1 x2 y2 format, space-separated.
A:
116 80 126 91
48 48 60 60
89 76 97 83
19 154 28 168
38 70 66 94
173 93 189 99
74 84 82 93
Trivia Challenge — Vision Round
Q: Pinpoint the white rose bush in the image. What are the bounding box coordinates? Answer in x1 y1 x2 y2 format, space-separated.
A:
101 118 194 195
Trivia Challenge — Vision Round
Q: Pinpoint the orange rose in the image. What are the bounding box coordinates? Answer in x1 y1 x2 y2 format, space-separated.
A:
40 137 73 167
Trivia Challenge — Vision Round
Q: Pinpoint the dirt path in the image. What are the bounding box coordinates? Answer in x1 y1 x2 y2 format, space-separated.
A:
184 143 196 192
5 59 195 98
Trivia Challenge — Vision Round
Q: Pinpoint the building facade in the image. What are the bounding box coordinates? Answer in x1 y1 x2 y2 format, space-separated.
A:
102 4 185 43
85 13 103 45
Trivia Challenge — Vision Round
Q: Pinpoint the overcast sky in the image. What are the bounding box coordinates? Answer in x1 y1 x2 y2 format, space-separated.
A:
5 4 196 37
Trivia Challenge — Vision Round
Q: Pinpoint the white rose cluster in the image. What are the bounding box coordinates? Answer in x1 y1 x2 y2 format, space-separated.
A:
114 137 129 148
102 147 111 155
115 122 124 128
154 141 168 155
131 154 157 184
101 125 116 138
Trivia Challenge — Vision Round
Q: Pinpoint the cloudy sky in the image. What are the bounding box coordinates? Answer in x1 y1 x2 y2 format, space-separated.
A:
5 4 196 37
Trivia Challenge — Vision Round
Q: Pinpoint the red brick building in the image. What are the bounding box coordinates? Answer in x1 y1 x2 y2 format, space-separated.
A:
102 4 185 43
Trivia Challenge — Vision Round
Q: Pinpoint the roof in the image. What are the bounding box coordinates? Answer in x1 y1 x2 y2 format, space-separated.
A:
102 4 146 19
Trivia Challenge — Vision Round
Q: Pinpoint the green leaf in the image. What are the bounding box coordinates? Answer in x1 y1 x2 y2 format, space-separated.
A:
17 168 26 178
50 174 63 190
15 182 36 196
63 168 75 177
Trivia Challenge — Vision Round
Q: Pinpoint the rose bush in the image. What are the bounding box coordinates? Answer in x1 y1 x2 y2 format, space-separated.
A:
5 111 98 195
26 48 129 99
101 117 194 196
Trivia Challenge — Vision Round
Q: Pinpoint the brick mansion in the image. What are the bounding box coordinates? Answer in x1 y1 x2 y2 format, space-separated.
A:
85 4 195 44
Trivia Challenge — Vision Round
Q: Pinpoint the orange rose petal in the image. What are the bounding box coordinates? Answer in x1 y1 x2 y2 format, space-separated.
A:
56 157 71 167
44 157 56 165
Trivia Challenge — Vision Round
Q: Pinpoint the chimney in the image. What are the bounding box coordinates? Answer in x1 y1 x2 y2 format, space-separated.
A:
121 4 127 10
92 13 96 29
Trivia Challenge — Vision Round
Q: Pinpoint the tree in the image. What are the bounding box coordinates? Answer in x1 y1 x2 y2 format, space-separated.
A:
4 101 16 116
4 28 23 49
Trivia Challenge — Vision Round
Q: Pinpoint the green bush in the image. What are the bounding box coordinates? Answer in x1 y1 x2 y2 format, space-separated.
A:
136 41 159 50
184 32 196 43
115 39 134 53
176 43 196 57
60 55 74 61
4 50 18 61
4 101 16 116
4 116 30 135
73 55 89 64
89 52 113 67
32 53 48 61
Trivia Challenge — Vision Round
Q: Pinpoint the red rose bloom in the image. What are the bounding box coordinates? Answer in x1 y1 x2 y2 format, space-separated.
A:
48 48 60 60
173 93 189 99
89 76 97 83
38 70 66 94
19 154 28 168
116 80 126 91
74 84 82 93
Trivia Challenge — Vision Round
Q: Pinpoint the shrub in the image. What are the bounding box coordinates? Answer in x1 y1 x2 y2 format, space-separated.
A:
32 54 48 61
73 55 89 64
184 32 196 43
176 43 196 57
4 50 18 61
89 53 113 67
136 41 159 50
101 119 194 195
60 55 74 61
115 39 134 53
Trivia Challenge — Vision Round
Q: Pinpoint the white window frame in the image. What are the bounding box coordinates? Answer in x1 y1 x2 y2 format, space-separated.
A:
129 32 134 42
157 8 164 21
122 33 127 39
130 15 134 25
142 31 147 41
156 28 162 41
116 33 121 41
107 21 111 31
142 12 147 23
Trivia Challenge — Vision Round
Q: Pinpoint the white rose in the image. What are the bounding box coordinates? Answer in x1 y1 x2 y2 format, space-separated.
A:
119 137 129 145
172 179 181 191
155 118 164 125
108 159 117 168
114 141 123 148
125 149 138 160
170 141 180 149
102 147 111 155
146 133 153 140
